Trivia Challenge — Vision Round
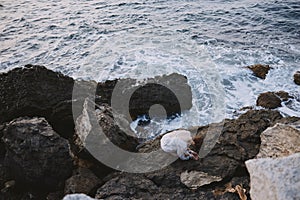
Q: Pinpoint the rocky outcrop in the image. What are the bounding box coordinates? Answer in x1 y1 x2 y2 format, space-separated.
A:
0 65 74 123
74 99 139 177
246 64 271 79
95 109 282 199
246 153 300 200
256 91 293 109
95 173 215 200
0 65 192 138
2 117 73 191
96 73 192 121
64 167 102 195
294 71 300 85
256 122 300 158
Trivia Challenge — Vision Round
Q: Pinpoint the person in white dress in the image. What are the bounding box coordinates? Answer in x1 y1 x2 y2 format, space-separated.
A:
160 129 199 160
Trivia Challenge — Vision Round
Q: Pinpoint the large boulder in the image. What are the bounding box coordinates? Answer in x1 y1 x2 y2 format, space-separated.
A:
256 122 300 158
246 64 271 79
0 65 74 123
2 117 73 191
246 153 300 200
74 99 139 177
96 73 192 121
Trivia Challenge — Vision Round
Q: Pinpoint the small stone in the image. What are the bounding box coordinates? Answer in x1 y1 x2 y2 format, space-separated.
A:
180 170 222 189
294 71 300 85
246 64 271 79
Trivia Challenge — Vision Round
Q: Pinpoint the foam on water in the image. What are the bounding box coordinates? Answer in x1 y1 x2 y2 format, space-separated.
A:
0 0 299 138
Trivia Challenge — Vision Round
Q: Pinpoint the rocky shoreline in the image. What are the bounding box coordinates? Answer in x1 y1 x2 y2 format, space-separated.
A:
0 65 299 200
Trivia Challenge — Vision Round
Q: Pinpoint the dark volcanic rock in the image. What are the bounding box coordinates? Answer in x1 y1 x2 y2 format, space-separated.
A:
96 73 192 121
294 71 300 85
64 167 102 195
256 91 282 109
0 64 75 137
95 110 282 199
0 64 74 123
2 117 73 191
0 65 192 138
95 173 214 200
246 64 271 79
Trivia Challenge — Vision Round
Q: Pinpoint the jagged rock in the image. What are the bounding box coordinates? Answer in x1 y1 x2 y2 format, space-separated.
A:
95 173 215 200
246 153 300 200
2 117 73 191
274 91 294 101
0 65 192 139
294 71 300 85
256 122 300 158
256 91 282 109
246 64 271 79
0 65 75 138
140 109 282 187
63 193 96 200
95 110 281 199
96 73 192 121
74 99 139 177
64 167 102 195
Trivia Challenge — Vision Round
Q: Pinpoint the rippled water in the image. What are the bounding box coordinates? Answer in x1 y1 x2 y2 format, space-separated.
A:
1 0 299 137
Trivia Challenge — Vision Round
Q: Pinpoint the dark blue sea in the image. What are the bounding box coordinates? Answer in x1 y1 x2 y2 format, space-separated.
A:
1 0 299 137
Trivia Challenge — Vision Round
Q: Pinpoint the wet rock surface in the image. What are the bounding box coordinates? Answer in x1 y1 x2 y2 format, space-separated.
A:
2 117 73 191
1 66 299 199
96 73 192 121
294 71 300 85
256 91 282 109
246 64 271 79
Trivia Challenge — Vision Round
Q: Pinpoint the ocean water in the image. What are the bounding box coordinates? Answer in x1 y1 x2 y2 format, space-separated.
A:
1 0 299 138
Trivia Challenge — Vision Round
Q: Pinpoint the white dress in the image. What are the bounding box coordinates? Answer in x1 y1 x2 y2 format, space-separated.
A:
160 130 194 160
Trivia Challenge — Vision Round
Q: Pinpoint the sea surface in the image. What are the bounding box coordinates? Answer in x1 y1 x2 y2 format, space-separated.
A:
1 0 299 138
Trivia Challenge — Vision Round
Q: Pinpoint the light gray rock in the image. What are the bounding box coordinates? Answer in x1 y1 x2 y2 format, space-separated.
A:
246 153 300 200
256 122 300 158
63 193 95 200
180 170 222 189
